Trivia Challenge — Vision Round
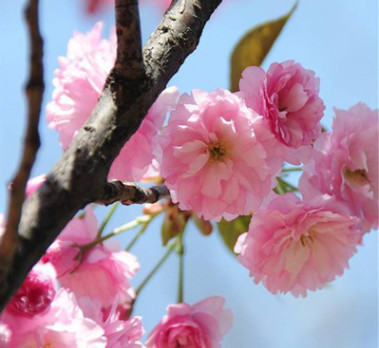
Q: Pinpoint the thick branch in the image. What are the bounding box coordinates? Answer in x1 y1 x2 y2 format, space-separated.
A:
143 0 222 97
97 182 170 205
0 0 222 311
114 0 144 81
0 0 44 296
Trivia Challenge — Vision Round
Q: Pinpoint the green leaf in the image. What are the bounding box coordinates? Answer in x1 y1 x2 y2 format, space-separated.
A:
230 2 298 92
217 215 252 255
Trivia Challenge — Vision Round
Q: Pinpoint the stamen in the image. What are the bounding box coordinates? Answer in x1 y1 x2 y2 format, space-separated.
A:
208 142 226 161
300 227 316 247
344 168 370 186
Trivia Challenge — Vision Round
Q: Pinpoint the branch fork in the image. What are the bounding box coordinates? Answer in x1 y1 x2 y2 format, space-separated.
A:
0 0 223 310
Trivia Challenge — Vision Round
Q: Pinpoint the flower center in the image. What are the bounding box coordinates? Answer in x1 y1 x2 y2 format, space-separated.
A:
207 142 227 161
300 226 317 247
343 168 370 187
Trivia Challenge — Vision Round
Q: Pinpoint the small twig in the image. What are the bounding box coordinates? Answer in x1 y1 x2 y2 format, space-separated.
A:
0 0 44 292
97 181 170 205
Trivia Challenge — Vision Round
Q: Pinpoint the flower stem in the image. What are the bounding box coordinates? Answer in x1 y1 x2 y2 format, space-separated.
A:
274 178 286 194
282 167 302 173
78 215 150 258
99 215 150 244
277 177 298 192
126 213 157 251
97 202 119 238
135 241 177 297
177 232 184 303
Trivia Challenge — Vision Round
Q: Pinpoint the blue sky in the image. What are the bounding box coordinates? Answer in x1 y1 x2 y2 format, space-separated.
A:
0 0 377 347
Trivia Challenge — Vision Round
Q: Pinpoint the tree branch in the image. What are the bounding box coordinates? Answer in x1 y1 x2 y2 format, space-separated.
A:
0 0 44 299
97 182 170 205
0 0 222 311
114 0 144 82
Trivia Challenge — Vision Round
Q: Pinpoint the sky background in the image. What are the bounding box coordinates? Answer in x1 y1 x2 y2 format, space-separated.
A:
0 0 378 347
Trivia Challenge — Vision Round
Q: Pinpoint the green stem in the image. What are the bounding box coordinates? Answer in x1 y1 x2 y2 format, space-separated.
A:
79 215 150 256
100 216 150 243
126 214 157 251
135 241 177 296
282 167 302 173
277 177 298 192
177 232 184 303
97 202 120 238
274 177 286 194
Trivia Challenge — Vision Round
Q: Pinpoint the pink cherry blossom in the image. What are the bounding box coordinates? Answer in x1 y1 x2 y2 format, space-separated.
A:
0 218 57 323
46 22 115 149
159 88 282 221
85 0 114 14
42 206 140 307
299 103 378 232
5 262 57 319
239 60 325 164
235 193 363 297
79 298 145 348
2 289 106 348
46 22 178 181
146 296 233 348
0 323 10 348
0 263 57 336
84 0 172 14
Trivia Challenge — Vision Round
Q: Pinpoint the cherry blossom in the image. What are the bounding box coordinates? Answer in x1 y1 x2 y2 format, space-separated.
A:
159 88 282 221
79 298 145 348
42 206 140 307
146 296 233 348
0 220 57 324
2 289 106 348
0 323 10 348
85 0 114 14
239 60 325 164
235 193 363 297
299 103 378 232
5 262 57 319
85 0 172 14
46 23 178 181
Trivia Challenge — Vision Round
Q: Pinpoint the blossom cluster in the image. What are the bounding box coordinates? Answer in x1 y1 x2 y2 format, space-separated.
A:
46 22 179 182
47 23 378 297
234 83 377 296
0 207 232 347
3 21 377 347
0 207 146 347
